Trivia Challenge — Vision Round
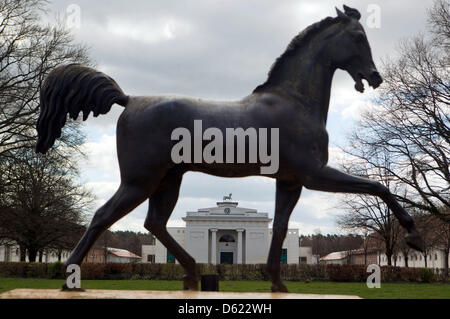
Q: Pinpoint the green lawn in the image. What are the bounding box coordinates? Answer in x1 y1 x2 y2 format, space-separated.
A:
0 277 448 299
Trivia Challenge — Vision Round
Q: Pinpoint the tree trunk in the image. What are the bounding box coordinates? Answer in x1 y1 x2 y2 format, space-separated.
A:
404 256 409 268
57 250 62 262
424 253 428 268
28 248 37 262
38 250 43 263
19 245 26 262
386 252 392 266
444 249 449 276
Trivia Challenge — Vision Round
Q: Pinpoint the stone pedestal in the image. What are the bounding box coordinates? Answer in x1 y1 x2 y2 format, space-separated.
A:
0 288 361 299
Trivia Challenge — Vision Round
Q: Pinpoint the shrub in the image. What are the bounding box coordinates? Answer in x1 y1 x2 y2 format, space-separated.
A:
48 262 65 279
25 263 47 278
418 268 435 283
325 264 367 282
0 261 445 282
160 263 184 280
0 262 28 277
81 263 106 280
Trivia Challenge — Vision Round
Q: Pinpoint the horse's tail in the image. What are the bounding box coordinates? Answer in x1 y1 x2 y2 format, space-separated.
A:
35 63 129 154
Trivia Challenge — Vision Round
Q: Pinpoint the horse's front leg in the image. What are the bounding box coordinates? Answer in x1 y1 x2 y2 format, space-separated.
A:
302 165 424 251
62 182 152 291
267 180 302 292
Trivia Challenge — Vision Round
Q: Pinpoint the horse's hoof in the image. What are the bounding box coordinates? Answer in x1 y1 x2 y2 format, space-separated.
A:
405 232 424 252
182 276 199 291
271 282 288 293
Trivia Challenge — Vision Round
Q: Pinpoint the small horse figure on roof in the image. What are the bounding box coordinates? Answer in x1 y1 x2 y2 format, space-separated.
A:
36 5 423 292
223 193 232 201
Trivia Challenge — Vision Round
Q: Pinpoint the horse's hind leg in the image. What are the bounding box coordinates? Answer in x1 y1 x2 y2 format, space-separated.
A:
267 180 302 292
144 169 199 291
302 165 423 251
66 182 152 266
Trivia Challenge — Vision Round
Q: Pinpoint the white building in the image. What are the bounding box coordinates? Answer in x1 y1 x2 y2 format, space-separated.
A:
319 251 348 265
0 243 140 263
105 247 141 263
378 249 449 269
142 198 312 265
0 243 71 263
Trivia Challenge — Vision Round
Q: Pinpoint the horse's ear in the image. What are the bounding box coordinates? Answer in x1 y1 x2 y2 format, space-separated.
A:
343 5 361 20
335 7 350 22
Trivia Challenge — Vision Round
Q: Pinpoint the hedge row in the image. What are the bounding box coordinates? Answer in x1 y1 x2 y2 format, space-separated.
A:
0 262 445 283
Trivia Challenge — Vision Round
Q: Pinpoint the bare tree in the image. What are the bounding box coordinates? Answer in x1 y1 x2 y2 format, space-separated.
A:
0 0 93 261
336 153 402 266
299 230 363 258
436 218 450 275
413 210 440 267
425 206 450 274
343 0 449 222
359 229 371 265
397 227 412 267
0 145 91 262
428 0 450 46
0 0 90 156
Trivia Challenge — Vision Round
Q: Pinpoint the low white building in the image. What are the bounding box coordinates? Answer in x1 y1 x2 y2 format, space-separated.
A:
105 247 141 263
0 243 140 263
378 249 449 269
319 251 348 265
0 243 71 263
142 197 312 265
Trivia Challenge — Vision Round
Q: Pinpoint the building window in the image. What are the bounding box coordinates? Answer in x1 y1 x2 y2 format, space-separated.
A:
280 249 287 264
147 255 155 263
299 257 307 264
167 251 175 263
219 234 235 242
435 254 438 260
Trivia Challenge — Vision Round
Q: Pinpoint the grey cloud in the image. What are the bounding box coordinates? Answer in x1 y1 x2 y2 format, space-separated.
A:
47 0 431 131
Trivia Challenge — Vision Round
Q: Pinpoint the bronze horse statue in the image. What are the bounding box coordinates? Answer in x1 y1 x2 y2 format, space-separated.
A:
36 6 423 292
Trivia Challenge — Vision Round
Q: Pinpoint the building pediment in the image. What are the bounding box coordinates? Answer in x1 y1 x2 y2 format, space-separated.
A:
186 200 266 220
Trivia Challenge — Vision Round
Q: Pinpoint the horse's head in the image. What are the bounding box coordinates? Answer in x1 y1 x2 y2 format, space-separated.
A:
326 5 383 92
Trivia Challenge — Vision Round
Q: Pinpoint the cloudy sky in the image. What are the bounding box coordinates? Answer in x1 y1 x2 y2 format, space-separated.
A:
45 0 433 235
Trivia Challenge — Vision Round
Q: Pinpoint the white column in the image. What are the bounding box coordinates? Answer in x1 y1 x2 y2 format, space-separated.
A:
237 229 244 264
210 228 217 265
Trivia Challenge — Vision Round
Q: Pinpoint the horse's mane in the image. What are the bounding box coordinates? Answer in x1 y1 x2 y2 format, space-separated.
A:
253 16 341 93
